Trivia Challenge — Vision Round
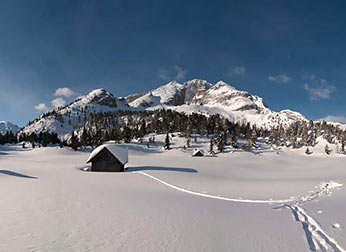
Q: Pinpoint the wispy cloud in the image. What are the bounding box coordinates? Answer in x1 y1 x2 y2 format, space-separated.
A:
268 73 291 84
303 76 335 100
54 87 77 98
157 68 170 81
229 66 246 76
158 66 188 81
174 65 187 80
34 103 49 113
51 97 66 108
319 115 346 124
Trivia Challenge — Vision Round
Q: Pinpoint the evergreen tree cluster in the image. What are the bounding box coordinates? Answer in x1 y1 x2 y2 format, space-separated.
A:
70 110 255 151
0 131 17 144
13 108 346 155
18 132 61 147
69 109 346 154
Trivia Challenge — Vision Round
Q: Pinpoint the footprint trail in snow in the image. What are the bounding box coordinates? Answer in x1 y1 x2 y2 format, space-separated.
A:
134 171 344 252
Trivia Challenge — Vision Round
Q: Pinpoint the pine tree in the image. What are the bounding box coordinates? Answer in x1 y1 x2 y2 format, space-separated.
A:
139 119 147 137
209 138 214 154
42 132 48 147
70 132 79 151
216 133 225 153
123 126 132 143
231 129 237 148
302 124 308 146
164 133 171 150
186 137 191 148
244 128 252 152
80 127 89 147
325 144 331 155
305 147 312 155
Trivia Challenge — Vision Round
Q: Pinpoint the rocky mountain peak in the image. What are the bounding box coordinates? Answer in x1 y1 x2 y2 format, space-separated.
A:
82 88 117 107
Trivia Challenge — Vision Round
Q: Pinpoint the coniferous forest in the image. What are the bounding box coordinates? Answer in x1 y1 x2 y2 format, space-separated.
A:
3 109 343 155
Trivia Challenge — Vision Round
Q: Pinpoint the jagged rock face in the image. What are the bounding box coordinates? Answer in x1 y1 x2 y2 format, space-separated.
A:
125 92 149 104
127 79 268 113
85 89 117 107
183 79 212 104
125 79 310 129
150 81 184 105
127 79 213 107
279 110 307 121
191 81 268 113
127 81 184 107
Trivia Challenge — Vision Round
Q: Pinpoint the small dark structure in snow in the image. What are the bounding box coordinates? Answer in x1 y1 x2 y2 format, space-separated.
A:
86 144 128 172
192 149 204 157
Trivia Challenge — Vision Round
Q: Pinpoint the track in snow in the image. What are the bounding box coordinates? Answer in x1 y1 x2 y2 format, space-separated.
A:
134 171 345 252
280 181 345 252
135 171 296 204
286 204 345 252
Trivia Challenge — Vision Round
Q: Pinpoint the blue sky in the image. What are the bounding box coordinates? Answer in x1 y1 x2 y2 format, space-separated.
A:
1 0 346 126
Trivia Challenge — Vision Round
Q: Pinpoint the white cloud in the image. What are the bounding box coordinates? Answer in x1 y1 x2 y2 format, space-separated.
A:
34 103 49 113
268 73 291 84
229 66 246 76
157 66 188 81
318 115 346 124
54 87 76 98
174 65 187 81
303 77 335 100
34 87 79 113
51 97 66 108
157 68 170 81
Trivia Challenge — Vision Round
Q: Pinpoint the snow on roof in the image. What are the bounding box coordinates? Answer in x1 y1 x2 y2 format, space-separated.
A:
86 144 128 164
192 149 204 156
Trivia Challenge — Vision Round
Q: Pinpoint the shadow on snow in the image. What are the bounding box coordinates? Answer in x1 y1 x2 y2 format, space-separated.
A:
0 170 38 179
127 166 197 173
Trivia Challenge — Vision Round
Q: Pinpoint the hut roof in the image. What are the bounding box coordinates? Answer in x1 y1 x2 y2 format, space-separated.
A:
86 144 128 164
192 149 204 156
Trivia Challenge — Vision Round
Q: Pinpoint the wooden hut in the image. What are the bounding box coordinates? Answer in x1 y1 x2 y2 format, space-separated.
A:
192 149 204 157
86 144 128 172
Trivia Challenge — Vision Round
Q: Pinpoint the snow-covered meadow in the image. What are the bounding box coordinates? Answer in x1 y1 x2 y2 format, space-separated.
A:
1 135 346 252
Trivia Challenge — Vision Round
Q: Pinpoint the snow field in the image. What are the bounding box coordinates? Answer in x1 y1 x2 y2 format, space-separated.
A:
1 135 346 251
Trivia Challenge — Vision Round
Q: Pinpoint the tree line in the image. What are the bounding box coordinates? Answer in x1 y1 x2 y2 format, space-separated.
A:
7 109 346 155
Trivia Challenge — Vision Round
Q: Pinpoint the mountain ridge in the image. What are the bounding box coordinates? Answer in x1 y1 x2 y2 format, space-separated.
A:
19 79 343 139
0 121 20 135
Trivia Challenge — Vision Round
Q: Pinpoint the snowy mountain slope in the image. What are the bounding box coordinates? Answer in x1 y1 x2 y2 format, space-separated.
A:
126 79 212 107
20 89 130 140
127 79 307 128
21 79 342 139
0 121 20 134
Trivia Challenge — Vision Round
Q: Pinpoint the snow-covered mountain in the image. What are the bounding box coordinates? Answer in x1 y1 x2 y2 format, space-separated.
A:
20 89 130 140
127 79 307 128
20 79 326 139
0 121 20 135
126 79 212 107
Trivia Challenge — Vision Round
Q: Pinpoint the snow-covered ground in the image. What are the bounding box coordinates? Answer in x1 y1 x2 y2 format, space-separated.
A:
1 135 346 252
